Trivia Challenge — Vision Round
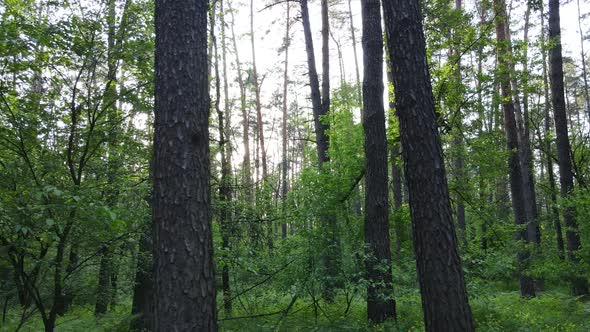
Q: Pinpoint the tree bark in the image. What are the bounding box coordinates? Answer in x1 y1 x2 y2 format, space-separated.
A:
494 0 536 298
383 0 475 330
300 0 329 165
361 0 395 323
540 5 565 259
153 0 217 329
548 0 590 297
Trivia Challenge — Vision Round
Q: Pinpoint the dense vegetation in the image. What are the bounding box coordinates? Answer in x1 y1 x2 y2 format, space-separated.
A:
1 0 590 331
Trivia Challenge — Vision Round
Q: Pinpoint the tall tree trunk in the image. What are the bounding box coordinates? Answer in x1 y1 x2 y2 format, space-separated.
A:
451 0 466 246
383 0 474 330
229 2 252 203
494 0 536 298
300 0 340 300
250 0 268 181
521 5 541 246
541 5 565 259
347 0 362 105
95 0 119 315
300 0 329 165
361 0 395 323
281 3 291 240
212 1 233 316
548 0 590 297
220 0 233 316
153 0 216 329
577 0 590 120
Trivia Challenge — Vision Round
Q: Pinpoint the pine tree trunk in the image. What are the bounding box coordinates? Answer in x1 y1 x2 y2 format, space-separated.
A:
540 6 565 259
300 0 329 165
383 0 474 329
494 0 536 298
548 0 590 297
361 0 395 323
153 0 216 329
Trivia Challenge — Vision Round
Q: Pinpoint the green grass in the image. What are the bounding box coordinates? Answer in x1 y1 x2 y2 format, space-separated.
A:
2 290 589 331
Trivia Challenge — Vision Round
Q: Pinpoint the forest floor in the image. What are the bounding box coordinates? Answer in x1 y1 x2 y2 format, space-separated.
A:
3 286 589 331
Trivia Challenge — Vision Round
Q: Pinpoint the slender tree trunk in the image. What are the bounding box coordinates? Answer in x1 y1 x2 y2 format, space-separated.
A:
130 227 153 331
300 0 329 165
494 0 536 298
541 6 565 259
229 2 252 203
361 0 395 323
95 247 112 316
383 0 474 330
548 0 590 297
220 0 233 315
348 0 362 105
153 0 216 329
281 3 291 240
451 0 466 246
212 1 233 315
577 0 590 120
521 5 541 246
250 0 268 181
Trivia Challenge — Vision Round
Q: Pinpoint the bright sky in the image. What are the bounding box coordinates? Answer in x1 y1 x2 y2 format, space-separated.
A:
224 0 589 178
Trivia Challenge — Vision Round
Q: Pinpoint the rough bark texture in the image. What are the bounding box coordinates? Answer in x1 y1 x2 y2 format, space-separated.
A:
548 0 590 296
153 0 217 330
383 0 475 330
494 0 536 299
361 0 395 323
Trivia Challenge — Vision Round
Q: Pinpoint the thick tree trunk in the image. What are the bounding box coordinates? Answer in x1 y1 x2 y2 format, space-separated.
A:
361 0 395 323
153 0 216 330
383 0 474 330
548 0 590 297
